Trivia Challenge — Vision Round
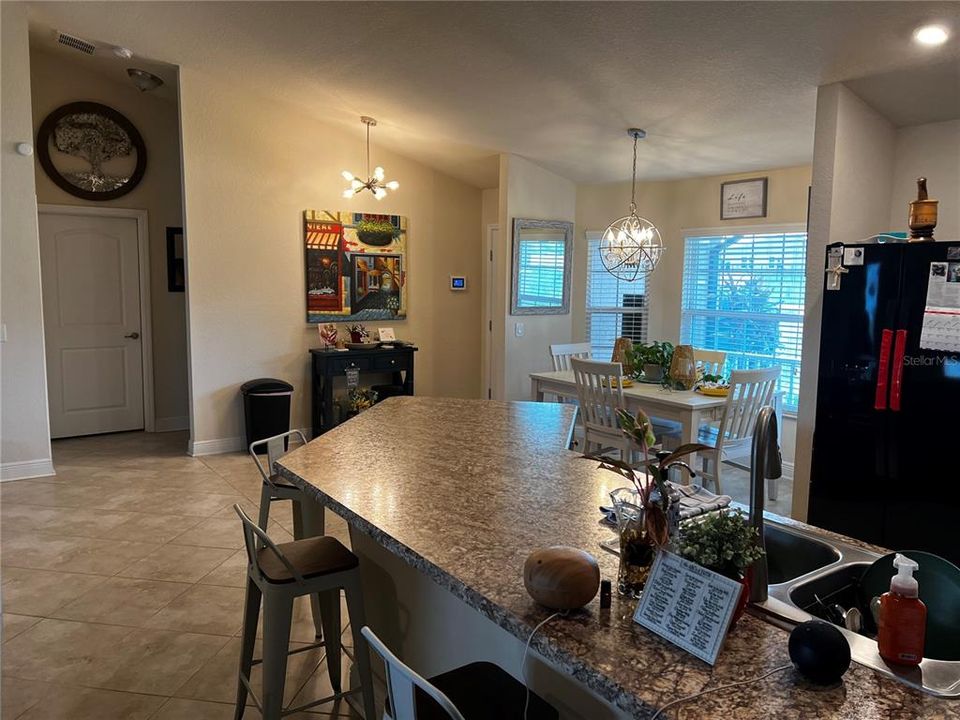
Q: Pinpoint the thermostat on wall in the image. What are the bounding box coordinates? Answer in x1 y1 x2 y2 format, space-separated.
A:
450 275 467 291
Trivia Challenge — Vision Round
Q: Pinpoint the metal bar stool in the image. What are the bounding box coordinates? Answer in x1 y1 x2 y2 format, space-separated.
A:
361 626 559 720
250 430 326 639
234 505 376 720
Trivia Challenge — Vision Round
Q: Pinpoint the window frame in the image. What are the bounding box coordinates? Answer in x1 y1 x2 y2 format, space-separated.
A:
585 231 649 360
510 218 573 315
679 224 806 413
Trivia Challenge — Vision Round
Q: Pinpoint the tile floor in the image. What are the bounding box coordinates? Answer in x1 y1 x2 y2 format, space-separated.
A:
1 431 359 720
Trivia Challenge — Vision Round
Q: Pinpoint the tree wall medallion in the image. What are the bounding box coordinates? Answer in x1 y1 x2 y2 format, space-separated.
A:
37 102 147 201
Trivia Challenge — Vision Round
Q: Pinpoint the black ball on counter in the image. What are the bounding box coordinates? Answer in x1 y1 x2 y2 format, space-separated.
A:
788 620 851 685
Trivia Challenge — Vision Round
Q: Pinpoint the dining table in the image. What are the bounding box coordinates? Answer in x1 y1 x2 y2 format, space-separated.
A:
529 369 728 451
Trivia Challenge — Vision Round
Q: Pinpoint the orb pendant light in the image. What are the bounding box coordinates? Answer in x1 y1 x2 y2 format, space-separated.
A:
599 129 663 281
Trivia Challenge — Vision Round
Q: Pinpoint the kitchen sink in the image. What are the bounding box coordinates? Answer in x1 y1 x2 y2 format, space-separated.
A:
764 524 840 584
755 521 960 698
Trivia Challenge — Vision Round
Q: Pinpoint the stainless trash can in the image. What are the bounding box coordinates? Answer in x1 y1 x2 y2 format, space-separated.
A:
241 378 293 451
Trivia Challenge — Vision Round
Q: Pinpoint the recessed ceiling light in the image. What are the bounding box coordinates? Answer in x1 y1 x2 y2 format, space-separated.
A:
913 24 949 46
113 46 134 59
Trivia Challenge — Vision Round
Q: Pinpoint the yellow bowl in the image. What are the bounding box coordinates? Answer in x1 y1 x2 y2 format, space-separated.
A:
601 378 634 388
698 386 729 397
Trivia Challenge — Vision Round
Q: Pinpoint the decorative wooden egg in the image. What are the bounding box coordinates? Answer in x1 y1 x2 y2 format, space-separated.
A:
523 546 601 610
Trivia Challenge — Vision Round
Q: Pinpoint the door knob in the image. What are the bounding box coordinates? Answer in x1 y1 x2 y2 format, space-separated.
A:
124 332 140 339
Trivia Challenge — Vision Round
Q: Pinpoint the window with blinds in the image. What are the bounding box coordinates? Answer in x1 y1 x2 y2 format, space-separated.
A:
515 239 566 308
680 227 806 410
586 233 648 360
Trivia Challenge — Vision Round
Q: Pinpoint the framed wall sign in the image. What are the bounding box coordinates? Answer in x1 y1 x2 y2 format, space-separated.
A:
721 177 768 220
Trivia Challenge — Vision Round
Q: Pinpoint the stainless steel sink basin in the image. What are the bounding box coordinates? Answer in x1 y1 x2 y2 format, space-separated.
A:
754 521 960 698
764 524 840 584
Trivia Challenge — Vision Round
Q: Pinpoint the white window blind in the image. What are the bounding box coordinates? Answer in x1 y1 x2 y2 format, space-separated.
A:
680 227 806 410
516 238 566 308
586 233 648 360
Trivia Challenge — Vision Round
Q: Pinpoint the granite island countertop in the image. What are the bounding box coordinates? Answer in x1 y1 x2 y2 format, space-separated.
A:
277 396 959 719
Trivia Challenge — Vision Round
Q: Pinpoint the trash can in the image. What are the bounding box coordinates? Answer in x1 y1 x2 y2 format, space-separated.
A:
240 378 294 451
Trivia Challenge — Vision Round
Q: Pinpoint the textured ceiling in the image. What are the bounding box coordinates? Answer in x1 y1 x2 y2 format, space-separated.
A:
25 1 960 188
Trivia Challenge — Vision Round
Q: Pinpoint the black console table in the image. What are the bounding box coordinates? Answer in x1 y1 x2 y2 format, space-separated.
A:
310 345 417 436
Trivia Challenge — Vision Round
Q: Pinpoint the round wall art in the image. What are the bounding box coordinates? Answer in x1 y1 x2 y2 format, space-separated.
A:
37 102 147 201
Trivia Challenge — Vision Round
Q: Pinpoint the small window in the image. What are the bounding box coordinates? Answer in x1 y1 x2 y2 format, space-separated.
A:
586 232 648 360
680 227 807 411
511 219 573 315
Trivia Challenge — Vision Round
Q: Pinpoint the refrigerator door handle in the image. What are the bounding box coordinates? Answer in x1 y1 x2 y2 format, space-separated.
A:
874 329 894 410
890 329 907 412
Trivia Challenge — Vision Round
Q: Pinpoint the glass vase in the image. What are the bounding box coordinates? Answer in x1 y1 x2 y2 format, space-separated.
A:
610 487 657 597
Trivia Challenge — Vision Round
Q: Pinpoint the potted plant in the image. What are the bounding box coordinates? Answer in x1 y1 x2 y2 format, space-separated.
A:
590 409 708 596
629 341 674 382
679 508 766 625
355 218 400 247
346 323 369 344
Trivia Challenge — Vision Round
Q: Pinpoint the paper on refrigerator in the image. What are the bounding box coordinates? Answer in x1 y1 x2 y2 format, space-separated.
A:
920 262 960 352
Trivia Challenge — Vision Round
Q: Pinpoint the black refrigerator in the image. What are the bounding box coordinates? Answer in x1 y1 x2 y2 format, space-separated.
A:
809 240 960 566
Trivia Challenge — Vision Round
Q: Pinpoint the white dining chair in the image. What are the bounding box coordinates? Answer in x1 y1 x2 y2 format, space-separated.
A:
694 348 727 377
570 357 639 462
697 366 780 495
549 342 591 371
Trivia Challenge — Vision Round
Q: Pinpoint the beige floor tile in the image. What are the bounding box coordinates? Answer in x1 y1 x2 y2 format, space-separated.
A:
150 698 235 720
145 584 246 636
105 512 204 544
118 544 235 583
1 567 104 615
1 677 50 719
52 577 192 627
146 491 249 518
1 531 159 575
169 516 289 549
76 628 230 696
1 503 136 538
198 549 249 588
16 685 165 720
2 612 42 642
1 618 133 682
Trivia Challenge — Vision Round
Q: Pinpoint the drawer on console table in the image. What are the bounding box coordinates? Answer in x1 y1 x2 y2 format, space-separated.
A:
372 354 409 371
331 356 372 373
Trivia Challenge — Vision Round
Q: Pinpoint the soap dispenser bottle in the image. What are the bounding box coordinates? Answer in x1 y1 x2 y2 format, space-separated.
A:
877 554 926 666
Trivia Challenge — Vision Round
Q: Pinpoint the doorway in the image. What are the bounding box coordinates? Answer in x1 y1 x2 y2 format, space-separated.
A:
483 224 498 400
38 205 154 438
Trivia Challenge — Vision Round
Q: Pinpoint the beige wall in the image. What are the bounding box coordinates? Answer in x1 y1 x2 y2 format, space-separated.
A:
794 83 897 520
29 49 189 429
1 3 54 479
889 119 960 241
178 68 483 451
496 154 577 401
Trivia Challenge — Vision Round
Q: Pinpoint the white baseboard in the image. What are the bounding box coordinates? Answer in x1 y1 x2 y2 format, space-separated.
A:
155 415 189 432
1 458 56 482
188 436 243 456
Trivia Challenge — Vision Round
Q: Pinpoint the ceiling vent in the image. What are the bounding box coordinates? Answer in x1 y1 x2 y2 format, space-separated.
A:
56 31 96 55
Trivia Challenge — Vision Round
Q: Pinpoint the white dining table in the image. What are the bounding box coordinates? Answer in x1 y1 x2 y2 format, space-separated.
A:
529 369 728 451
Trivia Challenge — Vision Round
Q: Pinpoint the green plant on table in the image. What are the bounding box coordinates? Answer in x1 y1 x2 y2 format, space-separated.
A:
627 341 674 378
679 508 765 580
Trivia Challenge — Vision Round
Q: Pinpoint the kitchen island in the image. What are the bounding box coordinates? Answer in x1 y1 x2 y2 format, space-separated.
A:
277 396 958 719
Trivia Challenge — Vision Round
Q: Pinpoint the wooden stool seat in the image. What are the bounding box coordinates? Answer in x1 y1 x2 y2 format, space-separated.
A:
415 661 559 720
257 536 359 583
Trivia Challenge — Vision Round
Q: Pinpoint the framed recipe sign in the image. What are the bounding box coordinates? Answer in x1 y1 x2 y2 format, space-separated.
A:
721 177 767 220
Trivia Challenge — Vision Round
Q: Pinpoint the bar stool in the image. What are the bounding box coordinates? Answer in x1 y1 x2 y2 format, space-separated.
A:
361 626 559 720
250 430 325 638
234 505 376 720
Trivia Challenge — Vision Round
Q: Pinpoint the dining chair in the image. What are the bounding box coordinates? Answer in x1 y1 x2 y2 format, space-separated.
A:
694 348 727 377
548 342 591 371
361 626 558 720
570 357 638 462
697 367 780 495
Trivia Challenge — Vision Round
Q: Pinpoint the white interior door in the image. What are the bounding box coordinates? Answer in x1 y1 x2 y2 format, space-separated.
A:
40 212 145 438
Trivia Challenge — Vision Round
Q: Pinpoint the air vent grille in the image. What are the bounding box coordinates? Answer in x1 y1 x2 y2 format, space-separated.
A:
56 31 96 55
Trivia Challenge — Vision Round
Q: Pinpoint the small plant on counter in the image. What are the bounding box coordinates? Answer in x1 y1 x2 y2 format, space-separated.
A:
347 387 378 413
679 508 765 581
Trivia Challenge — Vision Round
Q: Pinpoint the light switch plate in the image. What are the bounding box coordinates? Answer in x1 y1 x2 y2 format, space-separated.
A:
0 324 6 342
515 322 525 337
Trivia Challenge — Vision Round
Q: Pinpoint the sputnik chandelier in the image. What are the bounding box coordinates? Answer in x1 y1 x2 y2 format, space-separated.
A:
341 116 399 200
599 128 663 281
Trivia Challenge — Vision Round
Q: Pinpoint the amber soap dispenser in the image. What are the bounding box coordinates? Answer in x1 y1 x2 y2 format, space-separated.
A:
877 554 926 666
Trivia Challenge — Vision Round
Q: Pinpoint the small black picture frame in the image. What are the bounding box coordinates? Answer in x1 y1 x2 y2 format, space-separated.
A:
166 227 185 292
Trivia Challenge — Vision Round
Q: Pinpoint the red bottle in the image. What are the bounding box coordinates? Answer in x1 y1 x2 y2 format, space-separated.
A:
877 554 926 666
